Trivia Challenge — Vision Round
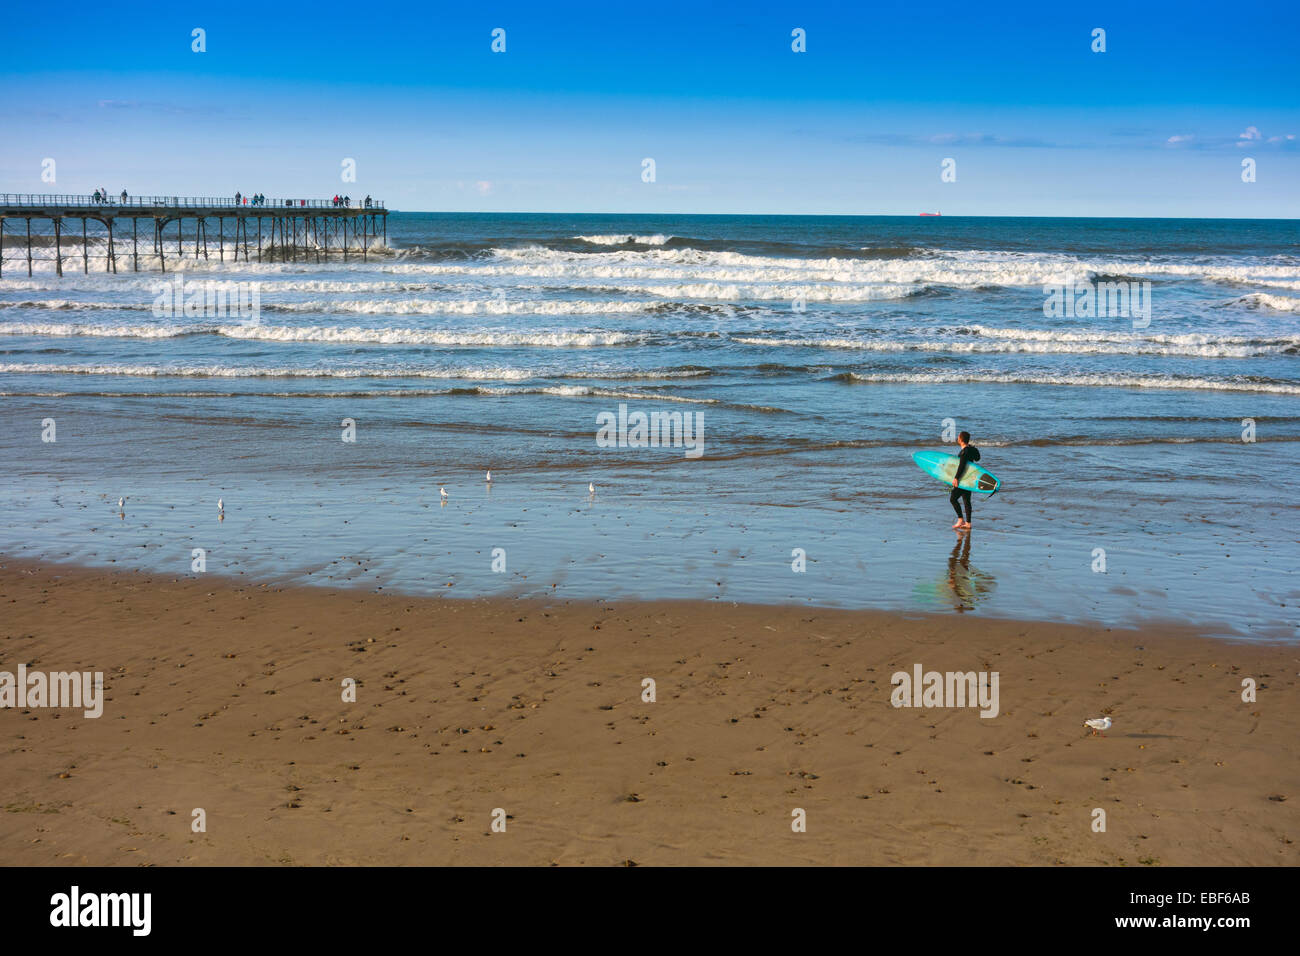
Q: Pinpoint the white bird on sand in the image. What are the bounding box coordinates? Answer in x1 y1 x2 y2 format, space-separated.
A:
485 470 492 483
117 496 125 509
440 486 448 500
1083 716 1112 736
588 482 595 495
217 497 224 513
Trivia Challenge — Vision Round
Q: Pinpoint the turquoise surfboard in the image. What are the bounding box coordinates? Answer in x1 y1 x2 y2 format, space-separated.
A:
912 451 1000 494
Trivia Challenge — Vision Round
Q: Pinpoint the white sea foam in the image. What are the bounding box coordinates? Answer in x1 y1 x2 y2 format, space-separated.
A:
573 281 921 302
744 324 1300 357
0 300 153 312
469 245 1300 291
0 321 204 338
840 371 1300 394
6 319 1295 358
6 361 1291 396
214 325 639 347
0 296 653 315
264 298 654 316
1225 292 1300 312
0 322 641 347
574 234 673 245
732 334 1291 358
0 367 722 404
0 362 595 381
481 385 716 404
0 276 438 294
8 246 1298 296
959 324 1278 345
0 362 536 379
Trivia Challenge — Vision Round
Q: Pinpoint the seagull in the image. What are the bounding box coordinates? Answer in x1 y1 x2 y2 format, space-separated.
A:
117 496 125 509
217 497 224 513
485 470 492 484
588 482 595 495
1083 716 1112 737
440 486 448 500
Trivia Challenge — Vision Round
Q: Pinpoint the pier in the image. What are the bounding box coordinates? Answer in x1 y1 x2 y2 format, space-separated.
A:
0 194 388 276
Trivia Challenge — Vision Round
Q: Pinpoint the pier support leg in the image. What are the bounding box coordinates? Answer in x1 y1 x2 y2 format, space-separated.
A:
107 219 116 273
157 219 166 273
219 217 224 261
55 219 63 277
82 218 88 274
26 218 33 277
257 217 262 262
133 219 139 272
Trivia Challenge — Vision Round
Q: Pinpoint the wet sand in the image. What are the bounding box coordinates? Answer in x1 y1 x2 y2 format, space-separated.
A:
1 558 1296 866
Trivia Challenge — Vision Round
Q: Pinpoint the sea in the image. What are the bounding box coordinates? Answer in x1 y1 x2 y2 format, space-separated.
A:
1 213 1297 640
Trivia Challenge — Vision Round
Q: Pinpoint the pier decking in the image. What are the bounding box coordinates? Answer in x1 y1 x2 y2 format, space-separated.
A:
0 194 388 276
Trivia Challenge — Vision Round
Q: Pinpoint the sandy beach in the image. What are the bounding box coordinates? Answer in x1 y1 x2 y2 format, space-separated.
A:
2 557 1295 866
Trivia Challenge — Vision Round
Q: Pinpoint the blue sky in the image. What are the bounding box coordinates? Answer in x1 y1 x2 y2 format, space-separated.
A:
2 0 1297 216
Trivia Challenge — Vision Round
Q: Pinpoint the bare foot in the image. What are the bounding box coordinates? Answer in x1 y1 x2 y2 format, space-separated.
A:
959 520 972 529
952 520 963 528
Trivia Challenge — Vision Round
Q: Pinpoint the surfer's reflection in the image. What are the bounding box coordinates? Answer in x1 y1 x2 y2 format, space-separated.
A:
944 533 996 611
913 533 998 612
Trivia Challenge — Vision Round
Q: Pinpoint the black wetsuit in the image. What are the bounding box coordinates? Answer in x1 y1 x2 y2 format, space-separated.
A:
950 444 981 522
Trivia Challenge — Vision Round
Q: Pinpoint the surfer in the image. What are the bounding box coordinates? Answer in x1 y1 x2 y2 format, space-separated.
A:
950 431 980 530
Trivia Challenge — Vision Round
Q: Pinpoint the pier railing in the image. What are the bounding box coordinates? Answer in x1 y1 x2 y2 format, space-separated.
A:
0 193 385 210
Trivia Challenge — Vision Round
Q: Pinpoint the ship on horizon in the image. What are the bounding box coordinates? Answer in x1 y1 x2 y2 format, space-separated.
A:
919 211 941 216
